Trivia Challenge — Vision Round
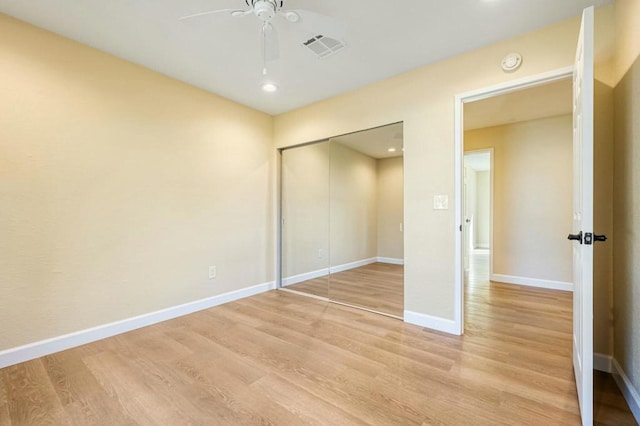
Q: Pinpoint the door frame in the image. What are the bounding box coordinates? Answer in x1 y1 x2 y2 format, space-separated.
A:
453 66 573 335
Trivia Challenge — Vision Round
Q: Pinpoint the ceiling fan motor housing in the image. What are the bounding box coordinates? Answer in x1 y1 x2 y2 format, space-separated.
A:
253 0 277 22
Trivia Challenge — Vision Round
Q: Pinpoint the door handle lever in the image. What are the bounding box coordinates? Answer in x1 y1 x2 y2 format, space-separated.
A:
594 234 607 243
568 231 583 244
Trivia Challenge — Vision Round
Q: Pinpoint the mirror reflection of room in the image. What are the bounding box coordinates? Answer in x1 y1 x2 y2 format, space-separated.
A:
280 123 404 318
281 141 331 299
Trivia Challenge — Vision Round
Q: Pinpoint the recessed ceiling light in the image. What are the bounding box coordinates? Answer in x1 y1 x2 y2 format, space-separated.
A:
262 83 278 92
388 148 397 153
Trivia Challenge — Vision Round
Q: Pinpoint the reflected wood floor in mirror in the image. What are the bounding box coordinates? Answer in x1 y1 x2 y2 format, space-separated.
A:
285 262 403 317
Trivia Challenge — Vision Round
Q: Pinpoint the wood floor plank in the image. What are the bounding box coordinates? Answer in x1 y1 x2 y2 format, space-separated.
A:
593 371 638 426
63 393 137 426
0 251 636 425
82 350 197 425
163 328 267 386
497 391 581 425
251 373 368 425
2 361 70 425
0 371 10 426
171 353 303 425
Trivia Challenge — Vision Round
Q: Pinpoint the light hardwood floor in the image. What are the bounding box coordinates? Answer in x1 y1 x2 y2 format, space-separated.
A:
0 254 636 425
285 262 404 317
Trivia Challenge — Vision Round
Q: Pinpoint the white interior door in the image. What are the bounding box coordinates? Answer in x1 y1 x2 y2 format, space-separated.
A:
571 6 594 426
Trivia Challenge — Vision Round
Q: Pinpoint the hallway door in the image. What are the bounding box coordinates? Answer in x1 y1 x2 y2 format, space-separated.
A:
571 6 594 426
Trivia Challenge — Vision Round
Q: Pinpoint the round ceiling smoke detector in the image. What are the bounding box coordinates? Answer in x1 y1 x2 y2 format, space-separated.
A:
501 52 523 73
253 1 276 22
285 11 300 22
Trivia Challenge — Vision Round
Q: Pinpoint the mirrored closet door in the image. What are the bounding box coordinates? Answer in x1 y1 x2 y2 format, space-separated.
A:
280 123 404 318
281 141 330 298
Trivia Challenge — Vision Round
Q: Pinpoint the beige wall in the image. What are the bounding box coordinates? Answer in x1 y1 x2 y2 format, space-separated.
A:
465 116 573 283
282 142 403 280
281 142 330 277
0 15 274 350
1 5 621 358
613 0 640 397
329 142 378 267
594 80 615 358
377 157 404 259
274 8 615 319
475 171 491 249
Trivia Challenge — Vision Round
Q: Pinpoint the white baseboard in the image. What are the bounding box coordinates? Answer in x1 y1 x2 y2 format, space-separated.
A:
0 281 275 369
404 311 461 335
612 358 640 423
330 258 377 274
282 268 329 286
376 257 404 265
491 274 573 292
594 352 613 373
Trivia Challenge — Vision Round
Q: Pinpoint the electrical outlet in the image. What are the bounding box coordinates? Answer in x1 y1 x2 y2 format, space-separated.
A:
317 248 324 259
208 266 216 279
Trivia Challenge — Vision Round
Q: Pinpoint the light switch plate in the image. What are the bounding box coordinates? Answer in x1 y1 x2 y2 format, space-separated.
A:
433 195 449 210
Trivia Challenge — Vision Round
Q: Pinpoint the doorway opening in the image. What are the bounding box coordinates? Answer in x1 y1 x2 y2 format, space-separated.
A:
453 67 574 334
463 149 492 279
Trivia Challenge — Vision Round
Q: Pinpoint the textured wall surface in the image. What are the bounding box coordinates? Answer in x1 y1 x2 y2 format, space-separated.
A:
613 0 640 398
377 157 404 259
274 9 614 319
465 116 573 283
0 15 274 350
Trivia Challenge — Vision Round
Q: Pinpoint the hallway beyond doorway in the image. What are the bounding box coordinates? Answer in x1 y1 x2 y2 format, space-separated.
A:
465 250 636 424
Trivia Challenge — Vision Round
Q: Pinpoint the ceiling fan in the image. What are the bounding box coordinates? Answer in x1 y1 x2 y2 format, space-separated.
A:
180 0 346 75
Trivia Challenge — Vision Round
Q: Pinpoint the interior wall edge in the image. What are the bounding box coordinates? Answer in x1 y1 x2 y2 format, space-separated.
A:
404 311 459 335
594 353 613 373
0 281 275 369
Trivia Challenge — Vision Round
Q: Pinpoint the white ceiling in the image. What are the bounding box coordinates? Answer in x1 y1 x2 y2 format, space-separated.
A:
464 78 573 130
332 122 403 160
0 0 612 115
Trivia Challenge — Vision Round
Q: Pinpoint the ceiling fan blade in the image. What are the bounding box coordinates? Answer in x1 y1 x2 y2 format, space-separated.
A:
284 9 346 40
179 8 250 21
261 23 280 62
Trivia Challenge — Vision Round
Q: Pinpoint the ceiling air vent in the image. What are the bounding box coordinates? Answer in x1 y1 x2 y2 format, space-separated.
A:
302 35 345 59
